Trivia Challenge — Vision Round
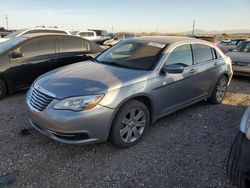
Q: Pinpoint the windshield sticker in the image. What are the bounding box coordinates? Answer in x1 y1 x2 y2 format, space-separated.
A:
147 42 165 48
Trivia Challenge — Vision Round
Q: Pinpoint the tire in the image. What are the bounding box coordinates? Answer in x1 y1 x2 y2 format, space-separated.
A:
208 75 228 104
109 100 150 148
0 79 7 100
227 131 250 188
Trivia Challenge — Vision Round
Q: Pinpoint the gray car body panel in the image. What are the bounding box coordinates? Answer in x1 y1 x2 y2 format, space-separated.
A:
240 107 250 140
227 52 250 76
27 36 233 144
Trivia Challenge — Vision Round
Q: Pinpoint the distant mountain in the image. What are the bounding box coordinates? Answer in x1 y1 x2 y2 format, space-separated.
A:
181 29 250 35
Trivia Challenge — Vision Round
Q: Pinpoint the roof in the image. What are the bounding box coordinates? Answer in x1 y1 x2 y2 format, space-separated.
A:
20 33 70 39
132 36 200 44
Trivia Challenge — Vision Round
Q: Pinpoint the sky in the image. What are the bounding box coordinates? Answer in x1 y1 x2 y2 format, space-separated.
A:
0 0 250 33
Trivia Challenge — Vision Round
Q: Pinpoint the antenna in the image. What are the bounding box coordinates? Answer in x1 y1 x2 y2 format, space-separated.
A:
192 20 196 35
5 15 9 30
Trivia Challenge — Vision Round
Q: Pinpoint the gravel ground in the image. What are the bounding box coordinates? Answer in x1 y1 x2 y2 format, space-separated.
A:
0 77 250 188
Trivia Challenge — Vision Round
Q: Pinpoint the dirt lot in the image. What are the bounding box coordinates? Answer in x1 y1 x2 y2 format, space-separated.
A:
0 77 249 188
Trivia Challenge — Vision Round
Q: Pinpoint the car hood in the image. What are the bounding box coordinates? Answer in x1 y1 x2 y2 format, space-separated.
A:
0 38 9 43
35 60 150 99
227 52 250 63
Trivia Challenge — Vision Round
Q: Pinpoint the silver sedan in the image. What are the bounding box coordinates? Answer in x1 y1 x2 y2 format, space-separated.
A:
26 36 233 148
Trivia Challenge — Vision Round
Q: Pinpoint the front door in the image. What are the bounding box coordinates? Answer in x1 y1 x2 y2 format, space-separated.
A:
154 44 205 116
9 36 57 89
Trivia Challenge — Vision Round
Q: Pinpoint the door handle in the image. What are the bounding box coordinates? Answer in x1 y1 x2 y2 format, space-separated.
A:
214 62 220 66
189 69 197 74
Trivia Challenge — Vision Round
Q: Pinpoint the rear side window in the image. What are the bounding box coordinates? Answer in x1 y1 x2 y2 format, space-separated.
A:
19 37 56 57
87 32 94 37
59 37 90 52
79 32 87 37
192 44 213 64
166 44 193 67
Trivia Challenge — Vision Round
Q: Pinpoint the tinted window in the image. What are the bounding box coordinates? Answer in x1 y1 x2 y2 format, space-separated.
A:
97 40 166 70
19 37 56 57
79 32 87 37
87 32 94 37
59 37 90 52
0 37 26 53
192 44 213 64
239 42 250 53
166 44 193 67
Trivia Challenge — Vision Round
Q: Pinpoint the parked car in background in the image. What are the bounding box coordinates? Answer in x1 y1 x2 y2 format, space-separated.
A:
92 33 115 45
0 27 11 38
226 40 250 76
103 32 135 46
218 38 248 53
71 30 100 41
26 36 232 148
0 34 103 99
0 27 71 43
218 39 231 45
227 107 250 188
190 35 217 45
87 29 108 37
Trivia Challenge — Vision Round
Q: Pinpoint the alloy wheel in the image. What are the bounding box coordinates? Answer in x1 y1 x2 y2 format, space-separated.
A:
216 78 227 102
120 108 146 143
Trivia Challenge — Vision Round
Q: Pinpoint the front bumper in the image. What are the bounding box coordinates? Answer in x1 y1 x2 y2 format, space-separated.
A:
27 98 115 144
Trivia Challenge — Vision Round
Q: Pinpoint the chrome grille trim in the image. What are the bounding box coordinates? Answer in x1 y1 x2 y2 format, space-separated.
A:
28 86 54 112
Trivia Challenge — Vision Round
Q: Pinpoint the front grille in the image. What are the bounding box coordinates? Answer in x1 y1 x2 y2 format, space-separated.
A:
28 87 54 111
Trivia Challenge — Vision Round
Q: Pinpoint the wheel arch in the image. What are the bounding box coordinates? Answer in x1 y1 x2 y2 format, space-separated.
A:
106 93 155 139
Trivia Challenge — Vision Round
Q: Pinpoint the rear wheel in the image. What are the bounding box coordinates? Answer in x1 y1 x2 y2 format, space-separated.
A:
0 79 7 100
208 75 228 104
109 100 150 148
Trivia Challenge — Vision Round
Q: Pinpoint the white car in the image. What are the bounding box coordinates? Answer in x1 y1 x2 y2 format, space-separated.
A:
71 30 100 41
0 27 71 43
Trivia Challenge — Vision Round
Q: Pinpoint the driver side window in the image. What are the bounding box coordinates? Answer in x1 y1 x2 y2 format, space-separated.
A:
165 44 193 67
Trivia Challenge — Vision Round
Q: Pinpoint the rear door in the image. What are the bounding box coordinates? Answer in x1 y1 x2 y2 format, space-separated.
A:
9 36 57 88
191 44 221 95
56 36 98 67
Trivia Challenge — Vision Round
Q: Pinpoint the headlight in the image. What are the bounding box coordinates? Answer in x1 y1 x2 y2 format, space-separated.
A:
54 94 104 112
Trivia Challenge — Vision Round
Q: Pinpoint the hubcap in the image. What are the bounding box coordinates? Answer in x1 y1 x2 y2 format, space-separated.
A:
216 78 227 102
120 108 146 143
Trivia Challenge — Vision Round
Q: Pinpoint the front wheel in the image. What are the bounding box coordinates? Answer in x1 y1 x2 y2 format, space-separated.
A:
109 100 150 148
208 75 228 104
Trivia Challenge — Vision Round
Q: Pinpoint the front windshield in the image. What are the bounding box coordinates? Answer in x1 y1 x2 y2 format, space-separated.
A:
0 37 26 53
238 42 250 53
4 29 25 38
96 40 166 70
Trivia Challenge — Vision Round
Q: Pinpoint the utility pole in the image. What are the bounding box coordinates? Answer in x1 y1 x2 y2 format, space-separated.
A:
192 20 195 35
5 15 9 30
111 26 114 33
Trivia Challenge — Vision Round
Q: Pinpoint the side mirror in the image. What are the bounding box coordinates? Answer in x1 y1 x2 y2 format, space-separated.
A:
163 64 185 74
10 51 24 59
113 37 118 41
